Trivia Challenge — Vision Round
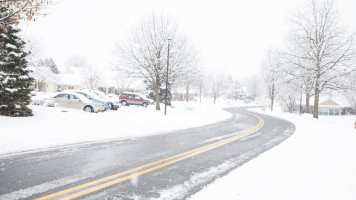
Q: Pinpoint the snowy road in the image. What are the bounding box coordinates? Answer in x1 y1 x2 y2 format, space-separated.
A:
0 107 295 200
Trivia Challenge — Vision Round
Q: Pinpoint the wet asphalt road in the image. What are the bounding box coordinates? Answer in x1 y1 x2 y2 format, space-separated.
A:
0 107 295 200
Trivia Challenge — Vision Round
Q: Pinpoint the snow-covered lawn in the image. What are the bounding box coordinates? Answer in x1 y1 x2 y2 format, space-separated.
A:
190 108 356 200
0 100 233 155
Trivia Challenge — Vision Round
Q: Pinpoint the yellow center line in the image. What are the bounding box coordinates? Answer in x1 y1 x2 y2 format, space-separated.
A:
36 111 264 200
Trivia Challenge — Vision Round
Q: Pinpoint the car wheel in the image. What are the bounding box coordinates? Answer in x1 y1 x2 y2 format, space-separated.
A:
121 100 127 106
84 105 94 112
142 102 148 108
110 103 114 110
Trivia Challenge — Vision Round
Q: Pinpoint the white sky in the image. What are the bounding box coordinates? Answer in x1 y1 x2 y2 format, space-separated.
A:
20 0 356 79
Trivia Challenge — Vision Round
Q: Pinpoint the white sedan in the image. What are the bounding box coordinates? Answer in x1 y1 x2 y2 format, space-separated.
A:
52 92 104 112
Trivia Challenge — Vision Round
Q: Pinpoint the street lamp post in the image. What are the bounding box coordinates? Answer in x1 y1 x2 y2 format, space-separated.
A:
164 39 172 115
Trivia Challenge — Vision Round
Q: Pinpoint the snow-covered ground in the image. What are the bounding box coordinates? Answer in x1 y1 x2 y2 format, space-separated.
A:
190 107 356 200
0 99 234 155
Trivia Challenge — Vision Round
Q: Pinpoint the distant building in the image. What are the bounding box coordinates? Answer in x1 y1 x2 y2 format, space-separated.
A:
171 88 197 101
298 96 354 116
32 66 149 95
56 67 85 91
31 67 60 92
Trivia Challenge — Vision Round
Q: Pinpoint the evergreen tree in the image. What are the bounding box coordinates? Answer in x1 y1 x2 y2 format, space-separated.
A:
0 23 34 117
34 58 60 74
43 58 59 74
147 83 172 106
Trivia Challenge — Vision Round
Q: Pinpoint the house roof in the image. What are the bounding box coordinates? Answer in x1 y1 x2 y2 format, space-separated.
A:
54 67 150 90
300 95 351 108
56 67 85 86
319 98 341 107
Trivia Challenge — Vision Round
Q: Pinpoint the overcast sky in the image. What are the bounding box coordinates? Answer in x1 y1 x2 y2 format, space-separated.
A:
20 0 356 79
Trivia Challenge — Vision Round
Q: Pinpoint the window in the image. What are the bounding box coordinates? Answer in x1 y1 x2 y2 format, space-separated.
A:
329 109 334 116
69 94 79 100
335 109 340 115
55 94 69 99
99 87 107 93
319 108 328 115
128 94 135 98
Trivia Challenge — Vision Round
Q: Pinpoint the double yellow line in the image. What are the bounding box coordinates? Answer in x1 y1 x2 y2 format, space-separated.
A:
36 111 264 200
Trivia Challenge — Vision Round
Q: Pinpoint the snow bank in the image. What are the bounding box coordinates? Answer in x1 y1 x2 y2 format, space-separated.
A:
0 100 232 155
190 108 356 200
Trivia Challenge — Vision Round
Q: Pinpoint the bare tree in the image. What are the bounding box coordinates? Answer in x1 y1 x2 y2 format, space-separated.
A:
195 69 205 104
29 60 52 91
180 60 199 102
261 50 283 111
287 0 355 118
0 0 50 28
66 55 88 68
242 75 259 101
83 66 100 90
114 14 197 110
278 79 299 113
343 72 356 110
208 71 226 104
114 73 135 94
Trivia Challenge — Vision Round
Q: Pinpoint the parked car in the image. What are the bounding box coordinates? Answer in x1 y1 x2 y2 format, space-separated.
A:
52 92 104 112
86 89 120 110
119 92 152 107
72 90 110 111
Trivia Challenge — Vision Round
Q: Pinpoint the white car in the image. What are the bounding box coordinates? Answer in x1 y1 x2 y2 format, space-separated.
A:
79 89 121 110
52 91 104 112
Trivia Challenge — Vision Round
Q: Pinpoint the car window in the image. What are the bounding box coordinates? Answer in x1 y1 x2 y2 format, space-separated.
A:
128 94 135 98
69 94 79 100
56 94 69 99
78 92 89 98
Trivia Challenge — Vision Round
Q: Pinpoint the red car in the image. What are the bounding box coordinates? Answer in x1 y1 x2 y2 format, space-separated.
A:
119 92 152 107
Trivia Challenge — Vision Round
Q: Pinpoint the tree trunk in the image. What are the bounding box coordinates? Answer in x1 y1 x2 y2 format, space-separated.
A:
271 97 274 111
213 96 216 104
199 87 202 104
155 85 160 110
306 93 310 113
313 88 320 118
186 86 189 102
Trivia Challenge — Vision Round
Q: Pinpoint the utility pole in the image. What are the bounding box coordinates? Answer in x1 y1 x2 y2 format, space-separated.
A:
164 39 171 115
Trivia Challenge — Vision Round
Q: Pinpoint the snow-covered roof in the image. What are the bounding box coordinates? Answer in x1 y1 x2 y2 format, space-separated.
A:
55 67 84 86
300 95 351 108
96 69 118 87
54 67 149 90
57 73 84 86
129 79 145 90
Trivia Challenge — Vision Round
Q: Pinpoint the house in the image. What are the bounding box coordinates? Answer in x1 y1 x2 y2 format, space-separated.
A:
172 88 196 101
32 66 151 96
97 78 118 94
125 79 147 94
56 67 85 91
31 67 60 93
299 96 354 116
